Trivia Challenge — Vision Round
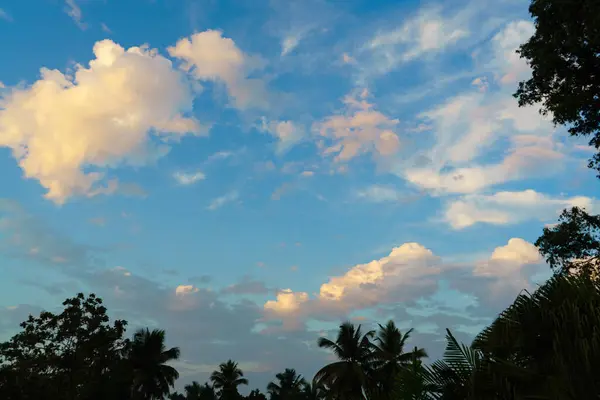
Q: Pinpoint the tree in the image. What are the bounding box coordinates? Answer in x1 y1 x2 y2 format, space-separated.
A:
170 393 187 400
0 293 131 400
474 274 600 399
246 389 267 400
426 329 485 400
210 360 248 400
514 0 600 174
535 206 600 277
267 368 306 400
198 383 218 400
129 328 181 400
314 322 376 400
392 350 437 400
184 381 204 400
301 382 326 400
371 321 428 399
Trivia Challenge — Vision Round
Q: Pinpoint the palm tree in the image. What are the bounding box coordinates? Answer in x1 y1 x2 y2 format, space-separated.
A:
129 328 180 400
210 360 249 400
371 321 428 398
267 368 306 400
314 322 376 400
302 381 328 400
198 383 218 400
184 381 203 399
473 274 600 399
392 349 436 400
426 329 484 400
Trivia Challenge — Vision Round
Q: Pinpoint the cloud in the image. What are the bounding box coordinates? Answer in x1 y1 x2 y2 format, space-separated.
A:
356 185 422 204
263 237 548 331
281 34 302 56
259 118 304 154
207 191 239 210
397 21 558 195
173 170 206 185
0 40 201 204
314 89 400 163
222 277 270 295
168 30 268 110
444 190 599 229
65 0 86 30
263 243 443 325
101 23 112 34
355 5 471 81
0 199 101 269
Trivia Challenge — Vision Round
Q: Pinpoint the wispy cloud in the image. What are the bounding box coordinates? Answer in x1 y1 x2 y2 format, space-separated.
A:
173 170 206 186
65 0 86 30
100 23 112 34
207 191 239 210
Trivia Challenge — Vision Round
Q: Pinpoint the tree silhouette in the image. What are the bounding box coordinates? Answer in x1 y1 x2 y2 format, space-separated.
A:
129 328 180 399
210 360 248 400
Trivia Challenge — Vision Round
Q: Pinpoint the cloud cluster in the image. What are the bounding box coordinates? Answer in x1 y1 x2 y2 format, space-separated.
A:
0 40 200 204
314 89 401 163
262 237 546 330
168 30 268 110
399 20 559 195
445 190 599 229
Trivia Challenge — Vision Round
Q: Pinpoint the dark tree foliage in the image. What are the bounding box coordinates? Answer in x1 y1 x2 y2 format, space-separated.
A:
267 369 306 400
514 0 600 174
0 293 131 400
246 389 267 400
535 207 600 276
474 274 600 399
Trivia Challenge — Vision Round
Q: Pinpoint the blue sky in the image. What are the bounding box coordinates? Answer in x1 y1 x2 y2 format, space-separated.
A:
1 0 599 392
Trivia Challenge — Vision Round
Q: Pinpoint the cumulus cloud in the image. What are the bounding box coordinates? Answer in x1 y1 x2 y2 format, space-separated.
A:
263 243 443 326
445 190 599 229
168 30 268 110
263 237 549 331
314 89 400 163
0 40 201 204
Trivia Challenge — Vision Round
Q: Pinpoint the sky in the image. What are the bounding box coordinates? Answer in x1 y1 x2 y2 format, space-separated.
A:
0 0 599 393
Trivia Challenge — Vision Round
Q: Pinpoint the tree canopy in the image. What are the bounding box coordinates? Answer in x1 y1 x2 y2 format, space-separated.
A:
514 0 600 174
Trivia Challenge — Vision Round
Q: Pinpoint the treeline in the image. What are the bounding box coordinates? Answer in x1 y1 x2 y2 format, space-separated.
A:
1 269 600 400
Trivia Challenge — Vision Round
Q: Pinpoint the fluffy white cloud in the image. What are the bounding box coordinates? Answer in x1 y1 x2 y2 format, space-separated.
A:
444 190 598 229
168 30 268 110
0 40 201 203
471 238 544 300
175 285 200 296
263 243 442 325
314 89 400 163
263 237 548 330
